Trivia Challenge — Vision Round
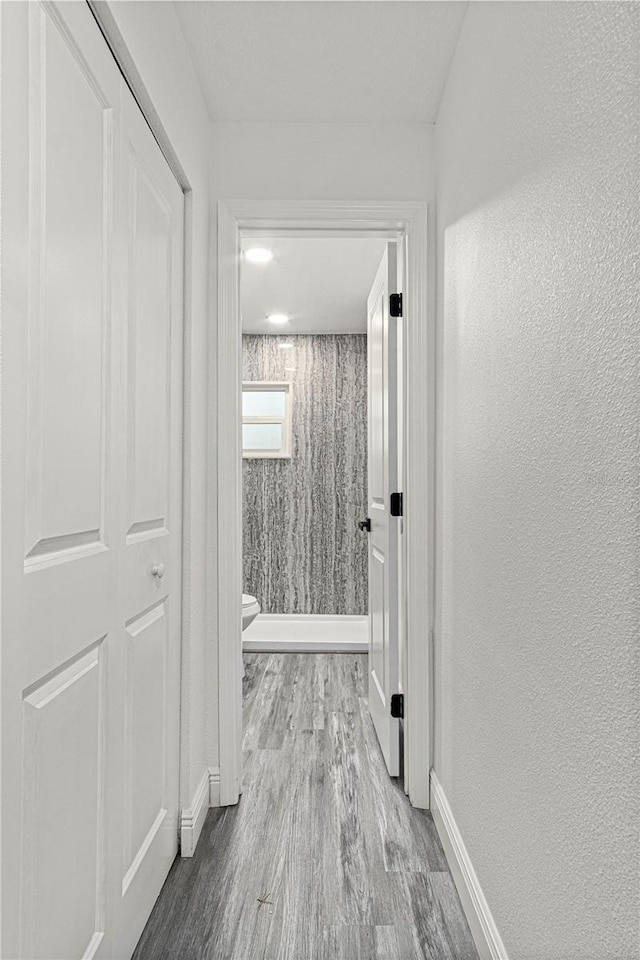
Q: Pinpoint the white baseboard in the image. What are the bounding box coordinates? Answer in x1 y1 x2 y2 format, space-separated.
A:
242 614 368 653
180 769 210 858
209 765 221 807
430 772 509 960
180 766 222 857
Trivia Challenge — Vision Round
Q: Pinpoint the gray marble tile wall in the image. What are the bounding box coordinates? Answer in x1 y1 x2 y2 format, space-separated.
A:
242 334 368 615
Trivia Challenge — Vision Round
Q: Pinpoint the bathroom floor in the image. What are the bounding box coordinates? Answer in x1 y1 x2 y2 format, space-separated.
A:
132 654 479 960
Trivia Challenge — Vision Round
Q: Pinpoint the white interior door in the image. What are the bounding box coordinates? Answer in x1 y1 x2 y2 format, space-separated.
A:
1 3 183 958
366 244 401 776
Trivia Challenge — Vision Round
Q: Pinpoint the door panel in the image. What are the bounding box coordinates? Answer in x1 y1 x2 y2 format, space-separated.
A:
113 87 184 960
25 8 111 562
1 3 184 958
370 546 386 686
367 245 401 776
126 157 172 539
21 641 107 960
123 602 167 885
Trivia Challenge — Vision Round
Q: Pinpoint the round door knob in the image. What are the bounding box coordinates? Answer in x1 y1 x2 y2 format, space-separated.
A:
152 563 165 580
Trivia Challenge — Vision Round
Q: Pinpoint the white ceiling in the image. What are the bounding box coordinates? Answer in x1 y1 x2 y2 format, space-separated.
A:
240 236 387 334
175 1 467 123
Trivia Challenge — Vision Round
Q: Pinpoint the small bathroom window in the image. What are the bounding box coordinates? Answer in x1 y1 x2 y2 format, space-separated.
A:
242 381 293 458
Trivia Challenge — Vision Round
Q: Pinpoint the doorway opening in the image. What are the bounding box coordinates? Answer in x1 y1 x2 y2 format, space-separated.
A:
240 233 383 636
216 201 432 811
239 234 388 763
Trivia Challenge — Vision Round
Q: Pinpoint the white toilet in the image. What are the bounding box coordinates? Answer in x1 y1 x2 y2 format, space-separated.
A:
242 593 260 632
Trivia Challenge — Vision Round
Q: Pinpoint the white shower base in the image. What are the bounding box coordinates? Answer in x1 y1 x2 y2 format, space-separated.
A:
242 614 368 653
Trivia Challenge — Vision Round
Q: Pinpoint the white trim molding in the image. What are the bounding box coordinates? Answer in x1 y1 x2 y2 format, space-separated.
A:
243 614 368 653
179 770 210 858
430 772 509 960
208 765 221 807
217 199 432 810
179 765 221 857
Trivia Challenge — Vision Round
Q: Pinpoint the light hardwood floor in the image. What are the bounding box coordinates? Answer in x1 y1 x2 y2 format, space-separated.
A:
133 654 479 960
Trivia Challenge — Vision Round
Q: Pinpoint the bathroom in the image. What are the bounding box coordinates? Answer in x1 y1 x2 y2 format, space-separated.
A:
240 235 388 653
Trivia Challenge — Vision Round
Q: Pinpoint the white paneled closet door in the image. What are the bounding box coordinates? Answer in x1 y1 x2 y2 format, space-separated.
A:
0 3 184 958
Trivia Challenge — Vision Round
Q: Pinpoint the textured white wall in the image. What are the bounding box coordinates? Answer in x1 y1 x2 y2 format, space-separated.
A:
435 3 640 957
103 1 215 810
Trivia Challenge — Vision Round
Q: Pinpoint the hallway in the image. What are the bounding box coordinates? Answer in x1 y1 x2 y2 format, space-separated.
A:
2 3 638 954
133 654 479 960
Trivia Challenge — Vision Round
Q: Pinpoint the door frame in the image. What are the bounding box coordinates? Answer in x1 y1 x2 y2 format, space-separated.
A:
217 199 433 808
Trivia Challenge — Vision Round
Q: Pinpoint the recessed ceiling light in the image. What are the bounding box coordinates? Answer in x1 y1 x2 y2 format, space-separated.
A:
278 342 294 350
244 247 273 263
267 313 289 325
284 366 296 372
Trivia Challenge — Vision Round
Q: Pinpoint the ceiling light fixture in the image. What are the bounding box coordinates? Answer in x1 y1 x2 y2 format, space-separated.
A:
244 247 273 263
267 313 289 325
278 342 294 350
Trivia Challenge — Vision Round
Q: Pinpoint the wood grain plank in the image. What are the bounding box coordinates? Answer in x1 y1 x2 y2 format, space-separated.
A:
429 871 481 960
241 652 268 736
399 870 481 960
358 695 449 873
323 924 375 960
257 654 298 750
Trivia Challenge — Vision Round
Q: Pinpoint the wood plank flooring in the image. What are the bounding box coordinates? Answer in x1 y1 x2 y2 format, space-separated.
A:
132 654 479 960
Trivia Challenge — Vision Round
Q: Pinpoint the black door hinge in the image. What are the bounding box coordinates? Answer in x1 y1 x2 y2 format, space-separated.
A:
390 693 404 719
390 492 403 517
389 293 403 318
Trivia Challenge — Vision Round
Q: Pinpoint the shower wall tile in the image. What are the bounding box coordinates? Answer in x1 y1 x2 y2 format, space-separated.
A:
242 334 368 615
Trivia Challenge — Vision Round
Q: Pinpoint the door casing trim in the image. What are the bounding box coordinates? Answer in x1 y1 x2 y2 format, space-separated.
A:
217 199 433 808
